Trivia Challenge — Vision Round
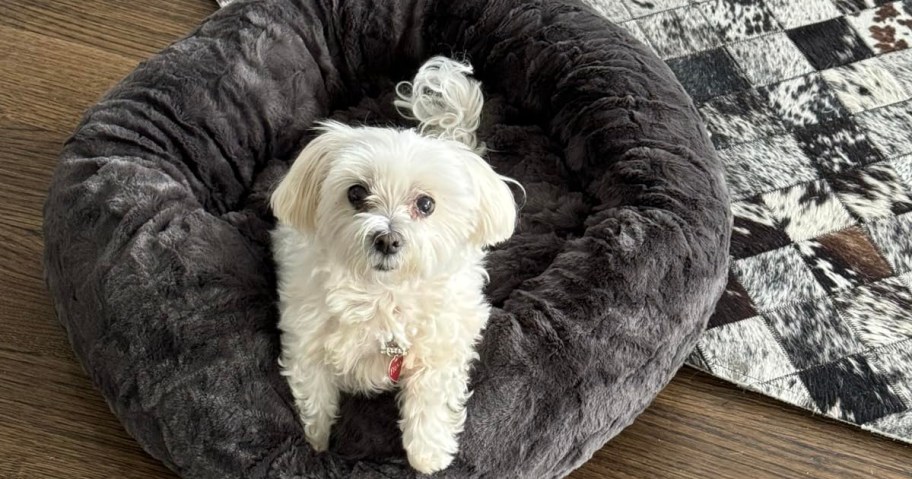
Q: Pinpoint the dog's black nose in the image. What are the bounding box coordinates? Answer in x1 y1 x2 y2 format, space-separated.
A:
373 232 403 255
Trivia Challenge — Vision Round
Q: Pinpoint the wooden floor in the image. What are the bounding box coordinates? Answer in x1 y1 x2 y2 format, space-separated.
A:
0 1 910 477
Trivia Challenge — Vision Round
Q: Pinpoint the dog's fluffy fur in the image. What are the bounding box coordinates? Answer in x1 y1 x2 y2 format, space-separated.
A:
270 57 519 474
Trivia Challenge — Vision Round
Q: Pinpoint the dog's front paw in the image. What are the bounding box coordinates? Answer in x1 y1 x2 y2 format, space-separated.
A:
304 422 331 452
406 443 455 474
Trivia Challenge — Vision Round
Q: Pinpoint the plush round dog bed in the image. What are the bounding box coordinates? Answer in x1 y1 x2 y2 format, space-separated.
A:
43 0 731 477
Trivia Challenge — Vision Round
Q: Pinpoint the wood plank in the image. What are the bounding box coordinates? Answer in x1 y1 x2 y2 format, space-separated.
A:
1 0 213 60
0 122 74 361
0 25 139 133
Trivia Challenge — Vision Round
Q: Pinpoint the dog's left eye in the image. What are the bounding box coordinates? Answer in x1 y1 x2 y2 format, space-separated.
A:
416 195 435 216
348 185 369 208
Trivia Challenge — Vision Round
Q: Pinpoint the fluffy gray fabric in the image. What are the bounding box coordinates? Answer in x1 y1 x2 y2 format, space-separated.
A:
42 0 731 477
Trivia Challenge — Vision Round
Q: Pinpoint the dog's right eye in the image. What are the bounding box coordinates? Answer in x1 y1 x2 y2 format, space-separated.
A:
347 185 369 208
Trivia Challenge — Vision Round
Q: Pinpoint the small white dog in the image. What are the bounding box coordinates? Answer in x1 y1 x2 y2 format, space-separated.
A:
270 57 520 474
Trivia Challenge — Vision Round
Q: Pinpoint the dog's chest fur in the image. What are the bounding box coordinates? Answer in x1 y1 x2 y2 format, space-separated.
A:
319 277 443 391
274 226 489 394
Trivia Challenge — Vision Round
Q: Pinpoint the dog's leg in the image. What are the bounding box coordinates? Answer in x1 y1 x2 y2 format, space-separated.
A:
280 351 339 452
398 362 470 474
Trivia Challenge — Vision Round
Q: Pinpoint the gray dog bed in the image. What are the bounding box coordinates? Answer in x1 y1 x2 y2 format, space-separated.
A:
42 0 731 477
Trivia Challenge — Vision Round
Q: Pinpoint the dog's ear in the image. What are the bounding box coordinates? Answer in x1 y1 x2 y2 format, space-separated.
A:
465 155 520 247
271 121 352 232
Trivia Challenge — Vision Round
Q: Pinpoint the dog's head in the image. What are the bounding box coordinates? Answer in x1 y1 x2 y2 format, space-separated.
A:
271 56 519 278
271 122 517 277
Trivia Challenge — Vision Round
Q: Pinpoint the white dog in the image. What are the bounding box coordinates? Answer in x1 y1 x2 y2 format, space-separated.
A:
270 57 520 474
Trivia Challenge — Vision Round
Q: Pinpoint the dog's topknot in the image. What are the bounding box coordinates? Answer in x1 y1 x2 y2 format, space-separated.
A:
395 56 485 154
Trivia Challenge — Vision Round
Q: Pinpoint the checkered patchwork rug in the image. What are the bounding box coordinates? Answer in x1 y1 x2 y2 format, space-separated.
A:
585 0 912 444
